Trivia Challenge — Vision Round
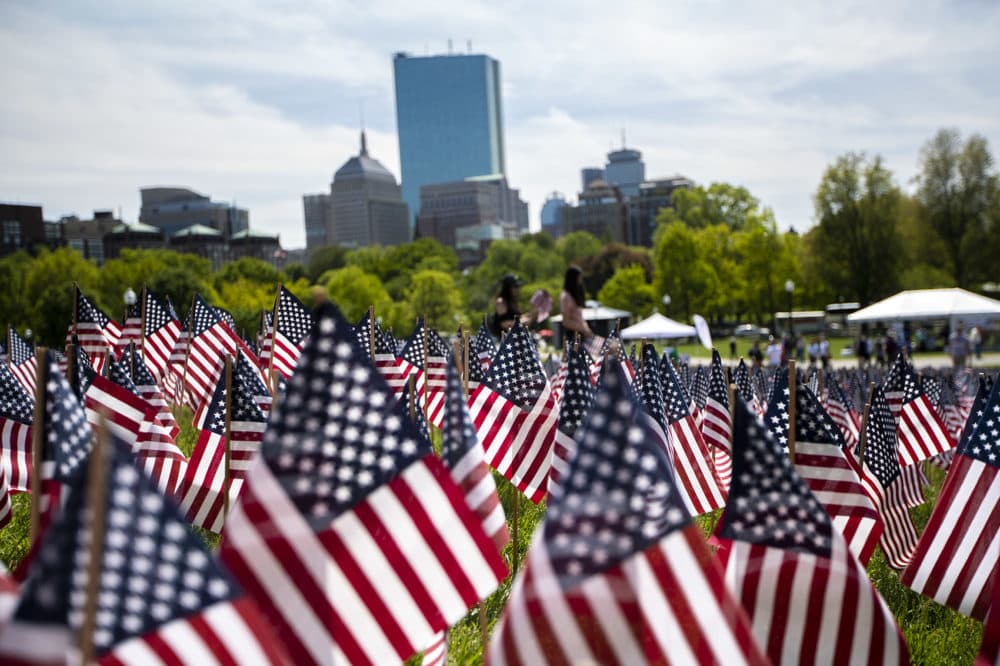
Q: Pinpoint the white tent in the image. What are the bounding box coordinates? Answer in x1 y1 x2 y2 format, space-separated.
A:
847 288 1000 327
620 312 696 340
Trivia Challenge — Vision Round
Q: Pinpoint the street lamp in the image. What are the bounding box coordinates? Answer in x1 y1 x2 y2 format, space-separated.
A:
784 280 795 336
662 294 671 313
123 287 137 322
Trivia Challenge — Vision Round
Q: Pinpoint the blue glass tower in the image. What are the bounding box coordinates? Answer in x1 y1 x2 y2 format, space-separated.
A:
393 52 506 224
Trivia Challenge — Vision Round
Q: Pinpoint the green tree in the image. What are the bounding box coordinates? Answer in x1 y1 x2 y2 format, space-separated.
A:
283 262 307 282
915 129 1000 287
575 243 652 299
307 245 349 283
324 266 394 325
98 249 216 319
661 183 774 231
23 248 101 346
812 153 903 305
555 231 603 265
410 270 464 332
597 264 657 319
0 251 34 332
652 222 718 320
735 223 798 325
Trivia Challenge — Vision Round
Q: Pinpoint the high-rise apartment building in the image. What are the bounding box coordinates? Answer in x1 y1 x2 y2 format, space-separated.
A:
302 193 331 254
393 52 506 223
581 167 604 192
540 192 567 232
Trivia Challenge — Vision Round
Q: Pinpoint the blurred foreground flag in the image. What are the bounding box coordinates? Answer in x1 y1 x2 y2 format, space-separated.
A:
220 303 506 665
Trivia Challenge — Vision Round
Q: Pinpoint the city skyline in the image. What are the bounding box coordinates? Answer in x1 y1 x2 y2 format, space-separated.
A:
1 1 999 249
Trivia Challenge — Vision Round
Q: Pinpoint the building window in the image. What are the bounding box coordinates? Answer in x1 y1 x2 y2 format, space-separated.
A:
3 220 22 247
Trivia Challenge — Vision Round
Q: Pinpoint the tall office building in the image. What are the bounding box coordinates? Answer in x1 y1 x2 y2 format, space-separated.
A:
540 192 567 232
139 187 249 238
302 193 331 254
393 51 506 223
604 147 645 198
581 167 604 192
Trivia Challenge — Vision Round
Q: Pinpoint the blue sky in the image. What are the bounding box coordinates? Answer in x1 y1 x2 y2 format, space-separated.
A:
1 0 998 249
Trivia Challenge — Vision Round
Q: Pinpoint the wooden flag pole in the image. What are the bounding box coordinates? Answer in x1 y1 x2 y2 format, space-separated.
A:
368 305 376 363
267 284 282 380
421 316 429 423
66 343 77 396
818 368 825 402
139 285 147 364
79 414 111 666
29 346 48 543
71 282 79 341
269 370 281 413
857 381 877 469
788 360 797 464
223 355 233 518
462 329 471 399
5 327 10 370
179 293 197 405
408 374 416 421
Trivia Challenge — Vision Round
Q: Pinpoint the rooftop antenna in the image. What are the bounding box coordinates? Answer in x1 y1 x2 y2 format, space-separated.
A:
621 127 626 149
467 39 472 53
448 38 453 54
359 99 367 156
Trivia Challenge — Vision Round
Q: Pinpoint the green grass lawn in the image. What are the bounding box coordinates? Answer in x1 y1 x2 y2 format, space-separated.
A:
0 411 983 665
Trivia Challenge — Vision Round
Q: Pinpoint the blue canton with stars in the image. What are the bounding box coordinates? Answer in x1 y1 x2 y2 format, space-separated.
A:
200 362 267 436
276 286 313 346
235 350 271 406
658 353 692 425
765 372 845 449
636 344 668 431
190 295 223 337
107 356 141 397
556 344 597 437
708 350 729 409
959 375 994 450
261 303 432 529
861 387 902 489
13 439 241 654
545 362 689 591
0 362 33 424
75 288 112 328
691 365 709 409
143 289 174 336
121 344 156 388
71 343 95 398
440 357 480 471
44 351 93 483
719 399 834 557
473 323 497 361
733 359 754 402
483 320 547 410
8 326 33 366
960 377 1000 468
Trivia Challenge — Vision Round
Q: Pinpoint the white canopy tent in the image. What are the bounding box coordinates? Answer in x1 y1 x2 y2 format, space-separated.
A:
847 288 1000 329
620 312 696 340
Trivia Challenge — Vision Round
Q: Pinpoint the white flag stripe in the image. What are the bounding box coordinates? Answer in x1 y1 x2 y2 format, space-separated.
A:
812 542 848 666
504 562 548 664
578 575 645 664
528 539 593 658
961 526 1000 615
205 602 276 666
335 510 435 648
110 635 168 665
223 462 358 665
780 552 817 666
626 548 700 665
157 617 220 665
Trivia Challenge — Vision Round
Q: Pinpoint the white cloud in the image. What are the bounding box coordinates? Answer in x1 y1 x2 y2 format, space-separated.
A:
1 0 998 248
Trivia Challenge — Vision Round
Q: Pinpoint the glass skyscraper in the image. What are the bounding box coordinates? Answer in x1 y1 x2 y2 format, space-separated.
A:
393 52 506 224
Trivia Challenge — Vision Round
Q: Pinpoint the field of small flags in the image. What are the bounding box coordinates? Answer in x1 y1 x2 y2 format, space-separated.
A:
0 283 997 664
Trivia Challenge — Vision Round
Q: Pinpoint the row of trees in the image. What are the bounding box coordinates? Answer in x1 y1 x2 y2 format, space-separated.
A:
1 129 994 345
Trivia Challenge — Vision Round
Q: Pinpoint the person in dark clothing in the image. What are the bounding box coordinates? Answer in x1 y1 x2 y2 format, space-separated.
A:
491 273 524 336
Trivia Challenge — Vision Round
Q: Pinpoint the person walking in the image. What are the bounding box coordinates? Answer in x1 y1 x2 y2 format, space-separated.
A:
559 266 594 340
491 273 525 336
948 322 972 368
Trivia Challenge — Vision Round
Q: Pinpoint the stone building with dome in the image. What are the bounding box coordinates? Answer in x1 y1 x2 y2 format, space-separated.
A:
302 132 410 253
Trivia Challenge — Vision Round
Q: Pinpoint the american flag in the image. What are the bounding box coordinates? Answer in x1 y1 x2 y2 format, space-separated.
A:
857 386 924 570
257 309 273 364
180 295 245 410
397 319 449 428
467 320 559 503
140 288 182 382
80 351 186 495
37 350 93 535
214 305 239 333
489 364 769 665
550 342 596 494
219 303 507 664
658 350 726 515
441 356 509 550
67 285 122 362
825 376 861 452
901 378 1000 620
937 377 967 447
0 437 289 665
262 285 313 380
117 301 142 354
714 399 909 665
884 356 954 465
733 358 758 412
235 348 273 414
692 365 710 409
765 372 883 566
701 349 734 490
354 310 408 396
178 356 267 533
0 361 33 492
979 579 1000 665
7 326 36 395
472 323 496 372
121 343 179 441
547 351 569 405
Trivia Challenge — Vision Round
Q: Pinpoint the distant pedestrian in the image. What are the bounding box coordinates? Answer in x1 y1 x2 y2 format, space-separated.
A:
729 335 737 360
749 341 764 368
969 326 983 360
766 336 783 367
948 323 972 368
819 334 831 370
491 273 524 336
559 266 594 340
